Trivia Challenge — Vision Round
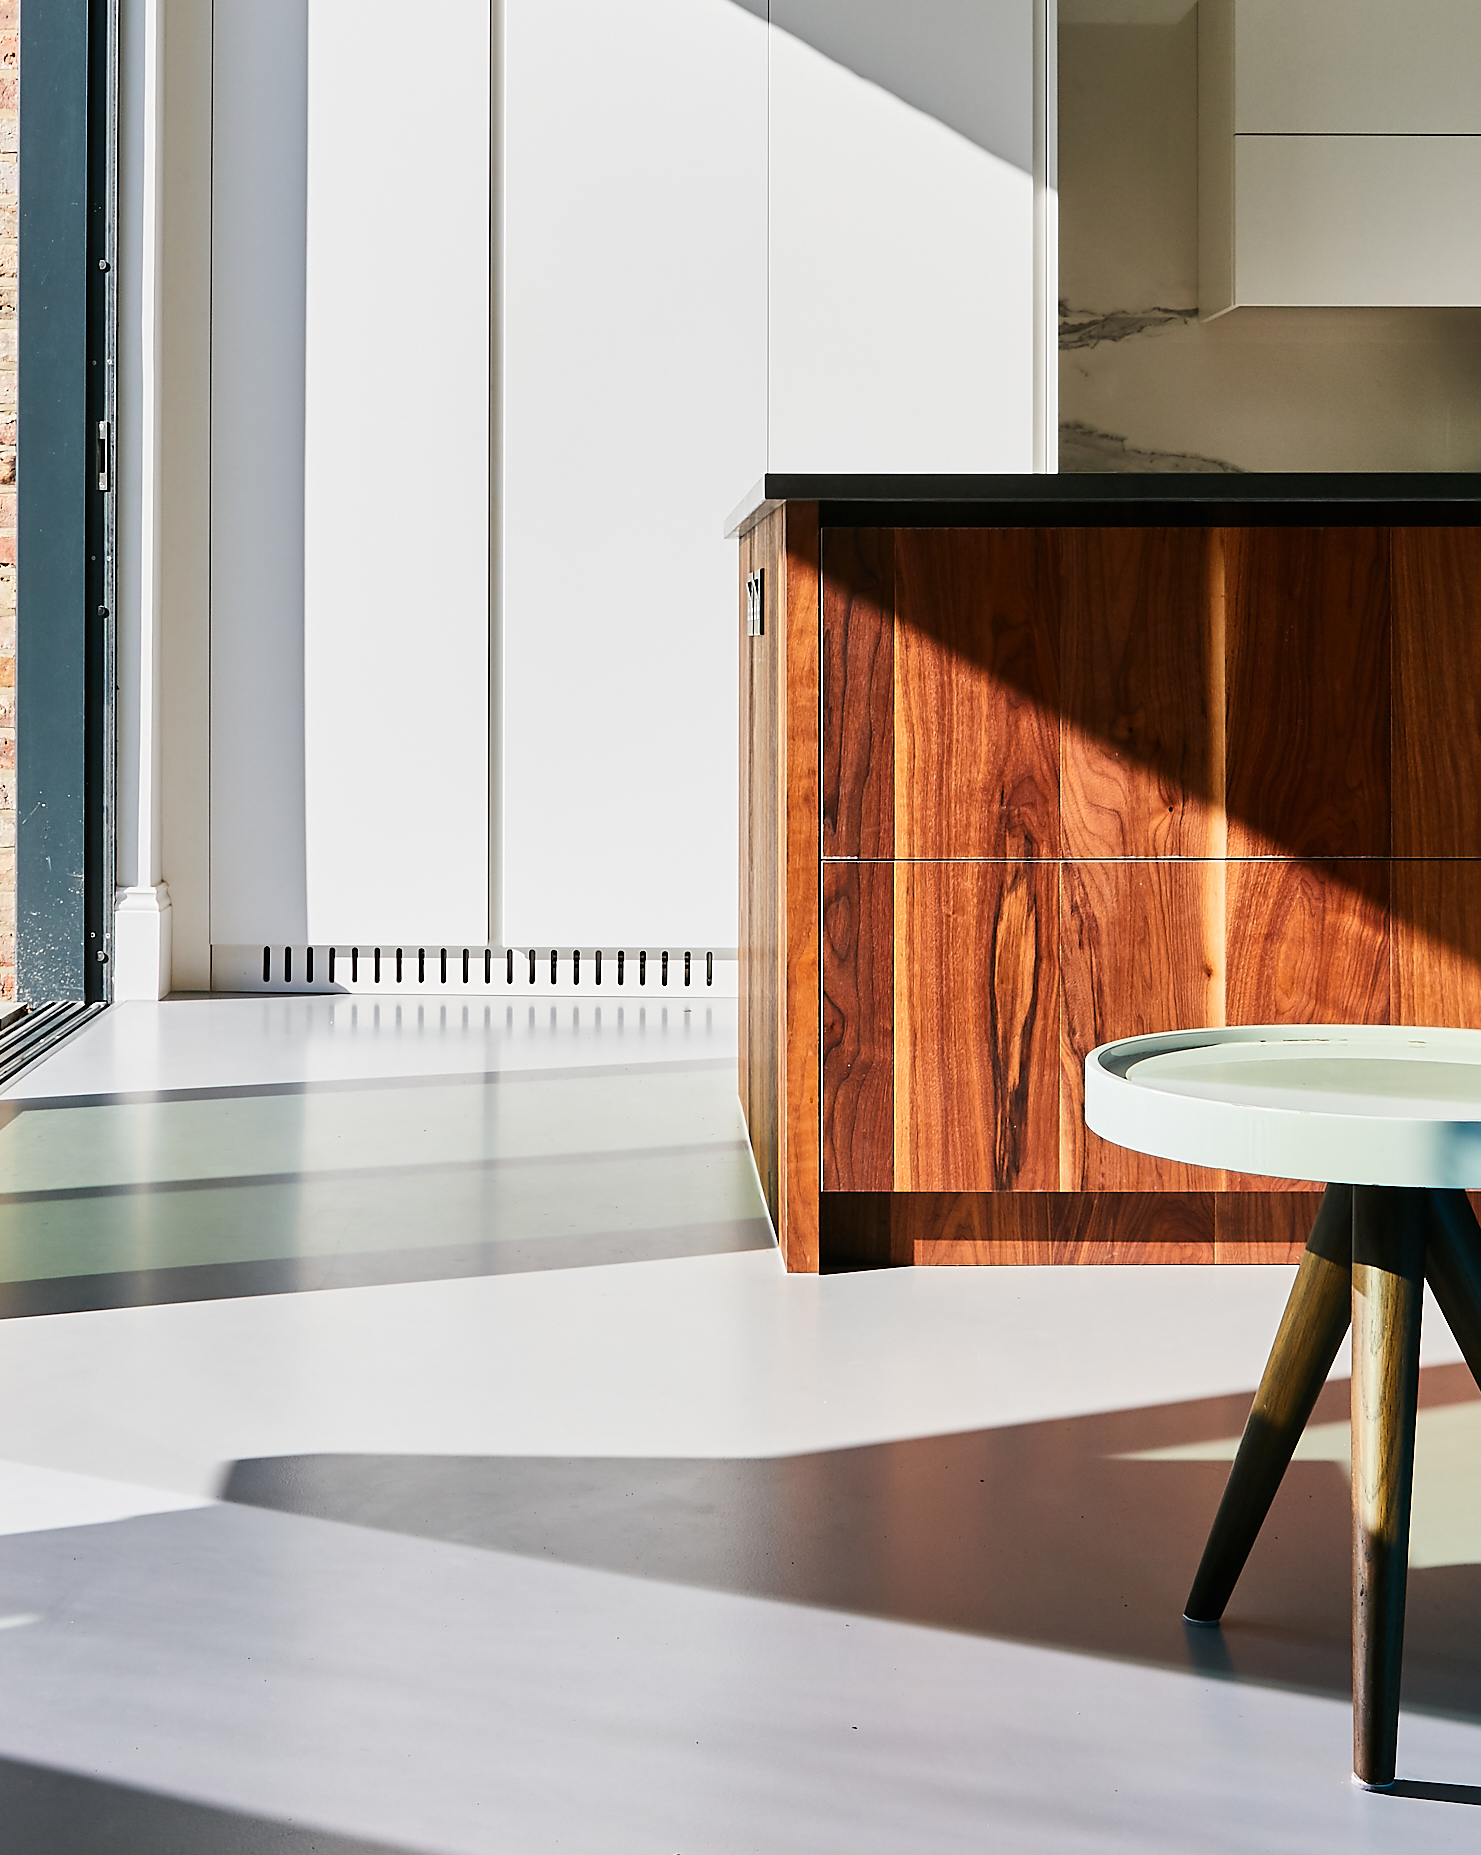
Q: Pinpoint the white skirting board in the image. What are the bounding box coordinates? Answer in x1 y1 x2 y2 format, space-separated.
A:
210 946 740 1000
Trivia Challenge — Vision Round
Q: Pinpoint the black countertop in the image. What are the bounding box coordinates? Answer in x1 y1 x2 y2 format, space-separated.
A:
725 472 1481 536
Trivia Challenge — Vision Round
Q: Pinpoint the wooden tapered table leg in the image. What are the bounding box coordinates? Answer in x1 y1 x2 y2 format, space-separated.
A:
1351 1185 1426 1791
1184 1184 1353 1623
1424 1188 1481 1392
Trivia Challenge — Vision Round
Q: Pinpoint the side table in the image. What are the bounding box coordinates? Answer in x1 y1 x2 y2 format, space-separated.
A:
1086 1025 1481 1788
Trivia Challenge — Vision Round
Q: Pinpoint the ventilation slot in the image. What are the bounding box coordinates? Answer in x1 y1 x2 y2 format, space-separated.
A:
225 946 738 997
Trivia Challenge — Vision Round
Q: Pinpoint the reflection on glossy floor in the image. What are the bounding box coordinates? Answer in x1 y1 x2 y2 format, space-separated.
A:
1 1001 1480 1850
0 995 766 1313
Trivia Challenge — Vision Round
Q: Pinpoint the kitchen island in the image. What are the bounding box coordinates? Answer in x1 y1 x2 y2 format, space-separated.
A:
731 473 1481 1271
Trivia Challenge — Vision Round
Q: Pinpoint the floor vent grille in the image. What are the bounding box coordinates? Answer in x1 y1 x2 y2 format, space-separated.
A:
211 946 739 998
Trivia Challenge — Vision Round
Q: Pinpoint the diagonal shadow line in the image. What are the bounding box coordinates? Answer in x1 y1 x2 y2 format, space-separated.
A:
222 1369 1481 1728
826 523 1481 977
0 1215 776 1316
723 0 1033 174
1386 1779 1481 1804
0 1055 735 1124
0 1751 427 1855
0 1138 753 1211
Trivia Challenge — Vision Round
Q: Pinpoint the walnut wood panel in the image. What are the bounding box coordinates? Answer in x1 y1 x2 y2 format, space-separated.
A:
1059 860 1224 1193
822 861 894 1192
899 1192 1052 1262
1050 1192 1215 1263
1214 1190 1324 1263
779 503 822 1271
1060 527 1223 860
819 1193 912 1270
894 860 1058 1192
1225 858 1389 1027
1224 859 1390 1189
902 1193 1213 1263
1224 527 1390 859
738 513 781 1233
740 510 1481 1275
1392 860 1481 1027
1392 529 1481 857
821 528 894 860
894 528 1060 861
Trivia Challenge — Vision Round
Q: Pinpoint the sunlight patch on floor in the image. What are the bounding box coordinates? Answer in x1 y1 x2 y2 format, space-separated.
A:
1122 1395 1481 1568
0 1460 212 1537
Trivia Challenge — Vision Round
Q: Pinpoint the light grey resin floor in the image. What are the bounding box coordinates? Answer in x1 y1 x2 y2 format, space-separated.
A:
0 998 1480 1851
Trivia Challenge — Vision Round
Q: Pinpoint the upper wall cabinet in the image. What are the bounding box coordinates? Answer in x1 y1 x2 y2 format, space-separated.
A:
1199 0 1481 314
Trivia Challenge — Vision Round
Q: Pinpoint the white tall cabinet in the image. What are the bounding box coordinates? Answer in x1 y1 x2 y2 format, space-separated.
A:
209 0 491 960
124 1 1052 994
501 1 1050 958
767 0 1041 476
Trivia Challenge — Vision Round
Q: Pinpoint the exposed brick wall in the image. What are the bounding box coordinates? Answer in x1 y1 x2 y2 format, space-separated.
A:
0 2 15 1001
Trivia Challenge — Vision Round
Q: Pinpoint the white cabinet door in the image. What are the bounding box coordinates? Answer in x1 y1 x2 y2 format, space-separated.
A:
1233 0 1481 135
1234 135 1481 307
209 0 310 946
499 0 766 952
768 0 1037 474
210 0 491 950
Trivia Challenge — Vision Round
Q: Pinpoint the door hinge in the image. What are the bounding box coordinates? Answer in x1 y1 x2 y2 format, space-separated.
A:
96 420 110 492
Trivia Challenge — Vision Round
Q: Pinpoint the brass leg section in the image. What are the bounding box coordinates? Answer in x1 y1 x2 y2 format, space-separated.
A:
1351 1185 1426 1791
1184 1184 1353 1624
1424 1189 1481 1393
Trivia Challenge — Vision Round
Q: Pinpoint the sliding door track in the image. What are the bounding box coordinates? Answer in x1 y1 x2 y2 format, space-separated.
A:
0 1002 107 1091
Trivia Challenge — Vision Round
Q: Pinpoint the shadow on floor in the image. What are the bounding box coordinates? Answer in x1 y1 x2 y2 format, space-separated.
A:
0 1213 773 1318
225 1363 1481 1724
0 1058 769 1315
0 1754 420 1855
1387 1779 1481 1804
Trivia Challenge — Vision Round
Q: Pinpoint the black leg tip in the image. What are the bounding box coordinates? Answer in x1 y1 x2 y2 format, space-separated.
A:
1182 1612 1222 1628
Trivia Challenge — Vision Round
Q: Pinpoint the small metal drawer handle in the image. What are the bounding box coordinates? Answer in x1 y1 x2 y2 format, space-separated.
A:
745 568 763 638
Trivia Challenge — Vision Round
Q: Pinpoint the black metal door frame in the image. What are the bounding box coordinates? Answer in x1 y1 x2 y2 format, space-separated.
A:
16 0 115 1003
